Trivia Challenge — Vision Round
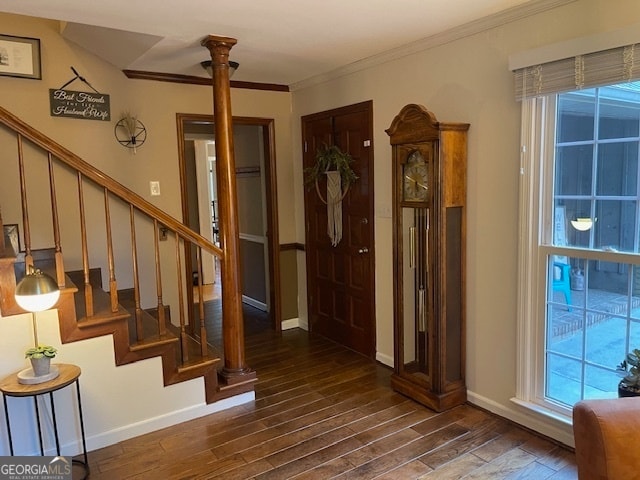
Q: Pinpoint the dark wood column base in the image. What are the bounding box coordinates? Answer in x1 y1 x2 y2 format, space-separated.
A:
220 367 257 385
214 368 258 401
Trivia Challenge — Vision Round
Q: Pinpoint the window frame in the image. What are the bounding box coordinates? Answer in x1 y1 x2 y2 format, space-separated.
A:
515 92 640 420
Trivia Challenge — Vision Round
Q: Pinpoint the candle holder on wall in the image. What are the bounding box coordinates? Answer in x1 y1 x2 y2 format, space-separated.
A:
114 113 147 153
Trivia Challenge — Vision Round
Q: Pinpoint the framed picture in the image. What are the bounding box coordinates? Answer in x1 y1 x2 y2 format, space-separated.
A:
3 224 19 254
0 34 41 79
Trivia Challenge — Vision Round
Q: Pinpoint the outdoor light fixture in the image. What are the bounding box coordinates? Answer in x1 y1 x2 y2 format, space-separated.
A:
15 266 61 384
200 60 239 78
571 217 595 231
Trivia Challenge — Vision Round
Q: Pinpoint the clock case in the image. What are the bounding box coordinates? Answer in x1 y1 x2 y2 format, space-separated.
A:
386 104 469 412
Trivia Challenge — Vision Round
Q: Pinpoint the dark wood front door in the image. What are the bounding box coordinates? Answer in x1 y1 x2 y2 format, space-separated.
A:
302 101 375 358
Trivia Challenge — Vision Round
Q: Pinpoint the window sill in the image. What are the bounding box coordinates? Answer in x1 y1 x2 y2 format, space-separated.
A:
511 396 572 425
509 397 575 447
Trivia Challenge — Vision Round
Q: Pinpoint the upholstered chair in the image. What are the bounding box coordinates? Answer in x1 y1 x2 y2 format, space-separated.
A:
573 397 640 479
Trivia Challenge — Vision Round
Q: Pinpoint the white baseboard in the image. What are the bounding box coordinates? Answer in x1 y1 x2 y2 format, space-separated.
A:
281 318 300 330
466 390 574 447
82 391 255 453
376 351 394 368
242 295 267 311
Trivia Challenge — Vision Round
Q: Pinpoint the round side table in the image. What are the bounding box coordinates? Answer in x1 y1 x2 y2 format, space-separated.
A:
0 363 89 479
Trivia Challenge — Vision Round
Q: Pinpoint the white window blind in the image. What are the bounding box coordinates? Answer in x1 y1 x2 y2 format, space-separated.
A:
513 43 640 100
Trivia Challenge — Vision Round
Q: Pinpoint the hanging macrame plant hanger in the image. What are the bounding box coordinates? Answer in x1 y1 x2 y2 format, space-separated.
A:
304 144 358 247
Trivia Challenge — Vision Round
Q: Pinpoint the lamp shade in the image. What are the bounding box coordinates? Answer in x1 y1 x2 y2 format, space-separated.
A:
15 268 60 312
200 60 239 78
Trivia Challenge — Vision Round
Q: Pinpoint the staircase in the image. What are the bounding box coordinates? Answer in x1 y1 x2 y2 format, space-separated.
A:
0 105 256 404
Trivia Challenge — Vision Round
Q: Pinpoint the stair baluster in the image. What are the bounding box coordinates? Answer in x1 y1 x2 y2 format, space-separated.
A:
0 207 4 254
47 153 65 288
195 248 208 357
17 134 33 269
129 205 145 342
153 219 167 335
104 189 119 313
77 172 94 317
175 233 188 363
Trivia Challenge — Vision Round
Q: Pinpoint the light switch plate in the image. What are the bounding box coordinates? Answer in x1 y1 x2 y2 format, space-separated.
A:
150 181 161 196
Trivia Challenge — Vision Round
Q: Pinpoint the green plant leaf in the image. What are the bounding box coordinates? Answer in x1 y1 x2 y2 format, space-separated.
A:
25 345 57 359
304 143 358 190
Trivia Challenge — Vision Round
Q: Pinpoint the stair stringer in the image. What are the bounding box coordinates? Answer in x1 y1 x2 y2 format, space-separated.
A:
56 285 223 403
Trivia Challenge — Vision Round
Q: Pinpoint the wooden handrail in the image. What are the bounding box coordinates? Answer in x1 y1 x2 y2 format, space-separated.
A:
0 105 222 258
0 55 257 401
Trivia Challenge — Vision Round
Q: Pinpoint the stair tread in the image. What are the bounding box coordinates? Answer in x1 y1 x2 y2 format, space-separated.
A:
178 357 219 372
130 334 179 351
74 286 130 322
165 321 222 361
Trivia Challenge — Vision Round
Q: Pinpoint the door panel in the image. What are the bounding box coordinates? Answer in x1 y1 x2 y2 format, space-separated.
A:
302 101 375 358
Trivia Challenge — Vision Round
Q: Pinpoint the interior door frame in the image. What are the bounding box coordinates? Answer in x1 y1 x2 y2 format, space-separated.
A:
176 113 282 331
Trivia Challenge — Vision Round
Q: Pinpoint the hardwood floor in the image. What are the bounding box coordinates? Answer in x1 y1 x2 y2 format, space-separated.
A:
86 306 578 479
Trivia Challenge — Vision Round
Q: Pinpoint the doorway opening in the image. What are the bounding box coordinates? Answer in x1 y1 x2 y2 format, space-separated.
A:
177 114 281 336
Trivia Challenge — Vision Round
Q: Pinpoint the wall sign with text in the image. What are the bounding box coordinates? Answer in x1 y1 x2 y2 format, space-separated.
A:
49 89 111 121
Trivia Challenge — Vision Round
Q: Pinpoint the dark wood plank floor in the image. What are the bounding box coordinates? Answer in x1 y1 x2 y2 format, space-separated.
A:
86 305 578 479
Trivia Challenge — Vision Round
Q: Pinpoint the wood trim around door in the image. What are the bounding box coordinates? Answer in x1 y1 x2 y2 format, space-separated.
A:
176 113 282 331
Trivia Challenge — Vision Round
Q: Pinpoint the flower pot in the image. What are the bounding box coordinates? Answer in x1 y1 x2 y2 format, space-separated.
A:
618 381 640 398
30 356 51 377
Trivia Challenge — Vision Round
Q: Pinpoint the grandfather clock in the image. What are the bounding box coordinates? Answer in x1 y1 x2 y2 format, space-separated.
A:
386 104 468 412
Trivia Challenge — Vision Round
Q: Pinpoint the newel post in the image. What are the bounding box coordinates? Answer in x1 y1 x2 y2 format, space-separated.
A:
201 35 254 383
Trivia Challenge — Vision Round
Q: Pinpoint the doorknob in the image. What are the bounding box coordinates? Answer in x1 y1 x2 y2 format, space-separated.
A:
358 247 369 254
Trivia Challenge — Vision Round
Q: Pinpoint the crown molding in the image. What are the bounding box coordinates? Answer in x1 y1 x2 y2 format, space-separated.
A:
122 70 289 92
290 0 577 92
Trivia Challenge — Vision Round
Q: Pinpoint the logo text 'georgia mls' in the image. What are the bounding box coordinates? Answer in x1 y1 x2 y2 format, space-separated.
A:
0 456 72 480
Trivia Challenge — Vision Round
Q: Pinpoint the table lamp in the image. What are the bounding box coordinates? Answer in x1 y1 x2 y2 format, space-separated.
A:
14 266 61 384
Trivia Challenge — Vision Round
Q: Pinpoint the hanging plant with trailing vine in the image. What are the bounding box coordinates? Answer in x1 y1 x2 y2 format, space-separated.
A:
304 143 358 191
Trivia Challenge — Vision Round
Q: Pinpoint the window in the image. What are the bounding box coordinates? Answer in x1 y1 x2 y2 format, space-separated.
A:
519 83 640 416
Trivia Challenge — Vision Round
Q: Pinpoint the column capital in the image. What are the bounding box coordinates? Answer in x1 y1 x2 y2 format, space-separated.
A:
201 35 237 53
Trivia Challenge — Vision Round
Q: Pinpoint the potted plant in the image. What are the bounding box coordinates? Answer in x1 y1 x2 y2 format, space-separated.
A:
25 345 57 377
616 348 640 397
304 143 358 194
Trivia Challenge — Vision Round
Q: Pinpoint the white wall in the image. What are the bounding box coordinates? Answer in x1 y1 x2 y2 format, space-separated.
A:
291 0 640 446
0 309 253 456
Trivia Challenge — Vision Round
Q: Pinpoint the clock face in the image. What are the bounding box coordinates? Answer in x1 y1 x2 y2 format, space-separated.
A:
403 151 429 202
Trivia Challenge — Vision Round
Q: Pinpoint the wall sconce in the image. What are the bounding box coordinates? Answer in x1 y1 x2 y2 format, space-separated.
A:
200 60 239 78
114 113 147 154
571 217 596 231
15 266 61 384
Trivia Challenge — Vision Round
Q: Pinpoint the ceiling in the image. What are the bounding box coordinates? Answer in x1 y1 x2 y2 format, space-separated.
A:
0 0 566 88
